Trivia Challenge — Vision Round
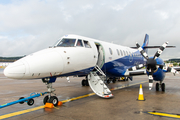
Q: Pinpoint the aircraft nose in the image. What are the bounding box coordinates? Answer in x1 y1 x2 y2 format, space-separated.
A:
4 61 25 79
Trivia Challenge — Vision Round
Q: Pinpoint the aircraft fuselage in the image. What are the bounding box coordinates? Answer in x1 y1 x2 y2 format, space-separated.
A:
4 34 145 79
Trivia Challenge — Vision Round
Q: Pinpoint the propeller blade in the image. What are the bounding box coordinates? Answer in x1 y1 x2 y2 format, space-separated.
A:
148 74 153 90
128 64 144 71
153 42 168 60
148 68 154 90
164 66 179 75
136 42 149 60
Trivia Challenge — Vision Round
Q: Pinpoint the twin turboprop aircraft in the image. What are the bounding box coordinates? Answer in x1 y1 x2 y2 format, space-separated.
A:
4 34 179 106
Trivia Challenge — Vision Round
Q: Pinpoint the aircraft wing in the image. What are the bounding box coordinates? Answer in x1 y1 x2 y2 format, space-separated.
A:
173 67 180 71
124 69 146 76
125 66 180 77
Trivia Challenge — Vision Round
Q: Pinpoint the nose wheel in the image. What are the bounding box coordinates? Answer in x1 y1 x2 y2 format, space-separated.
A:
43 95 58 106
81 76 89 86
42 77 59 106
156 82 165 92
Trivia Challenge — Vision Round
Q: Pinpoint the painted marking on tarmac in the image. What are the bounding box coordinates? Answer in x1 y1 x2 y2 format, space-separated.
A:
0 81 147 120
0 106 44 120
147 111 180 119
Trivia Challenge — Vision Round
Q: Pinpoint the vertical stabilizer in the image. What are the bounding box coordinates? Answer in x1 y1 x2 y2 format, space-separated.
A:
142 34 149 53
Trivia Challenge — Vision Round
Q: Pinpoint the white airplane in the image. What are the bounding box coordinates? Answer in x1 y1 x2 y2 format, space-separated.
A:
3 34 179 106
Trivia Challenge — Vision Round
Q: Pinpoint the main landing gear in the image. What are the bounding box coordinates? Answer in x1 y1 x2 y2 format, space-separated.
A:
42 77 59 106
81 76 89 86
155 81 165 92
107 77 117 84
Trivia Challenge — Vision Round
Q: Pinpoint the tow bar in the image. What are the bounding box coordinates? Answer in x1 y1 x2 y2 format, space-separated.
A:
0 92 47 109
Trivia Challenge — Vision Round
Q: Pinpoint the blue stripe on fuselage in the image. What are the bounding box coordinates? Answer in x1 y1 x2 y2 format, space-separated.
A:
102 53 145 77
58 51 145 77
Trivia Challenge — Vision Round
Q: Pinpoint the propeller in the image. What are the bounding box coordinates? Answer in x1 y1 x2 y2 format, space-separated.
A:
128 64 145 71
136 42 149 60
153 42 168 60
163 66 179 75
136 42 168 90
128 42 172 90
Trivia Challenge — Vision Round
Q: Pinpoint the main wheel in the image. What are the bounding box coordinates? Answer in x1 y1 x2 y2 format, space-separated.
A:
82 79 86 86
85 80 89 86
161 83 165 92
27 98 34 106
112 79 116 83
43 95 49 105
107 79 110 84
156 83 159 91
19 97 25 104
49 96 58 106
118 77 121 82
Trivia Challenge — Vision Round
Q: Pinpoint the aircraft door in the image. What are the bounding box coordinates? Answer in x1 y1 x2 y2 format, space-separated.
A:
87 43 113 98
95 42 105 68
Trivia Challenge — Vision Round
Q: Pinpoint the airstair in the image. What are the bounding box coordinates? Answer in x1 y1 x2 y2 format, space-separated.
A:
88 65 113 98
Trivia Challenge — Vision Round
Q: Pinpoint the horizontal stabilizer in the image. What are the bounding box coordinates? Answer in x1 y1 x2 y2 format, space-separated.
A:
131 46 175 49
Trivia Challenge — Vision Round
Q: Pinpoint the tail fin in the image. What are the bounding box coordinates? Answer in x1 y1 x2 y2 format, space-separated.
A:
131 34 175 50
142 34 149 53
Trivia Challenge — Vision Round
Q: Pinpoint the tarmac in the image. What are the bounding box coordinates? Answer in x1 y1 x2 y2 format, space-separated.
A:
0 68 180 120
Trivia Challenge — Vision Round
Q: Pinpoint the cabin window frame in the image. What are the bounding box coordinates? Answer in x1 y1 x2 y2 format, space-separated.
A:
117 49 120 56
120 50 123 56
76 39 84 47
109 48 113 55
123 50 126 56
126 51 129 56
83 40 91 48
56 38 76 47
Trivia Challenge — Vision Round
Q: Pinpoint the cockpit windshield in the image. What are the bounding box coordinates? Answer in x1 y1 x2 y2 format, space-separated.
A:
55 38 76 47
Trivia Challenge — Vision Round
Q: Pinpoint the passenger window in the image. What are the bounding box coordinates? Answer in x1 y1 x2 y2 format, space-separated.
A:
123 50 126 56
120 50 123 56
84 40 91 48
76 39 83 47
129 51 131 56
57 39 76 47
126 51 129 56
117 49 120 56
109 48 113 55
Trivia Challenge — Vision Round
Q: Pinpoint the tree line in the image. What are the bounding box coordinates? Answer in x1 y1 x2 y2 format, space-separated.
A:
0 56 25 62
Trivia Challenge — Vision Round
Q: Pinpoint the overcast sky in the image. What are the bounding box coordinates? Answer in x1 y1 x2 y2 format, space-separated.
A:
0 0 180 60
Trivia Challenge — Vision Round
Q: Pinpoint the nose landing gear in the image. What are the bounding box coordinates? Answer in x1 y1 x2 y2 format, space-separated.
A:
42 77 59 106
155 81 165 92
81 76 89 86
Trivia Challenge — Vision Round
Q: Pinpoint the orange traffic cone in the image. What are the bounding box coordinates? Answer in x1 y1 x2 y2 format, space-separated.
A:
137 84 145 101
